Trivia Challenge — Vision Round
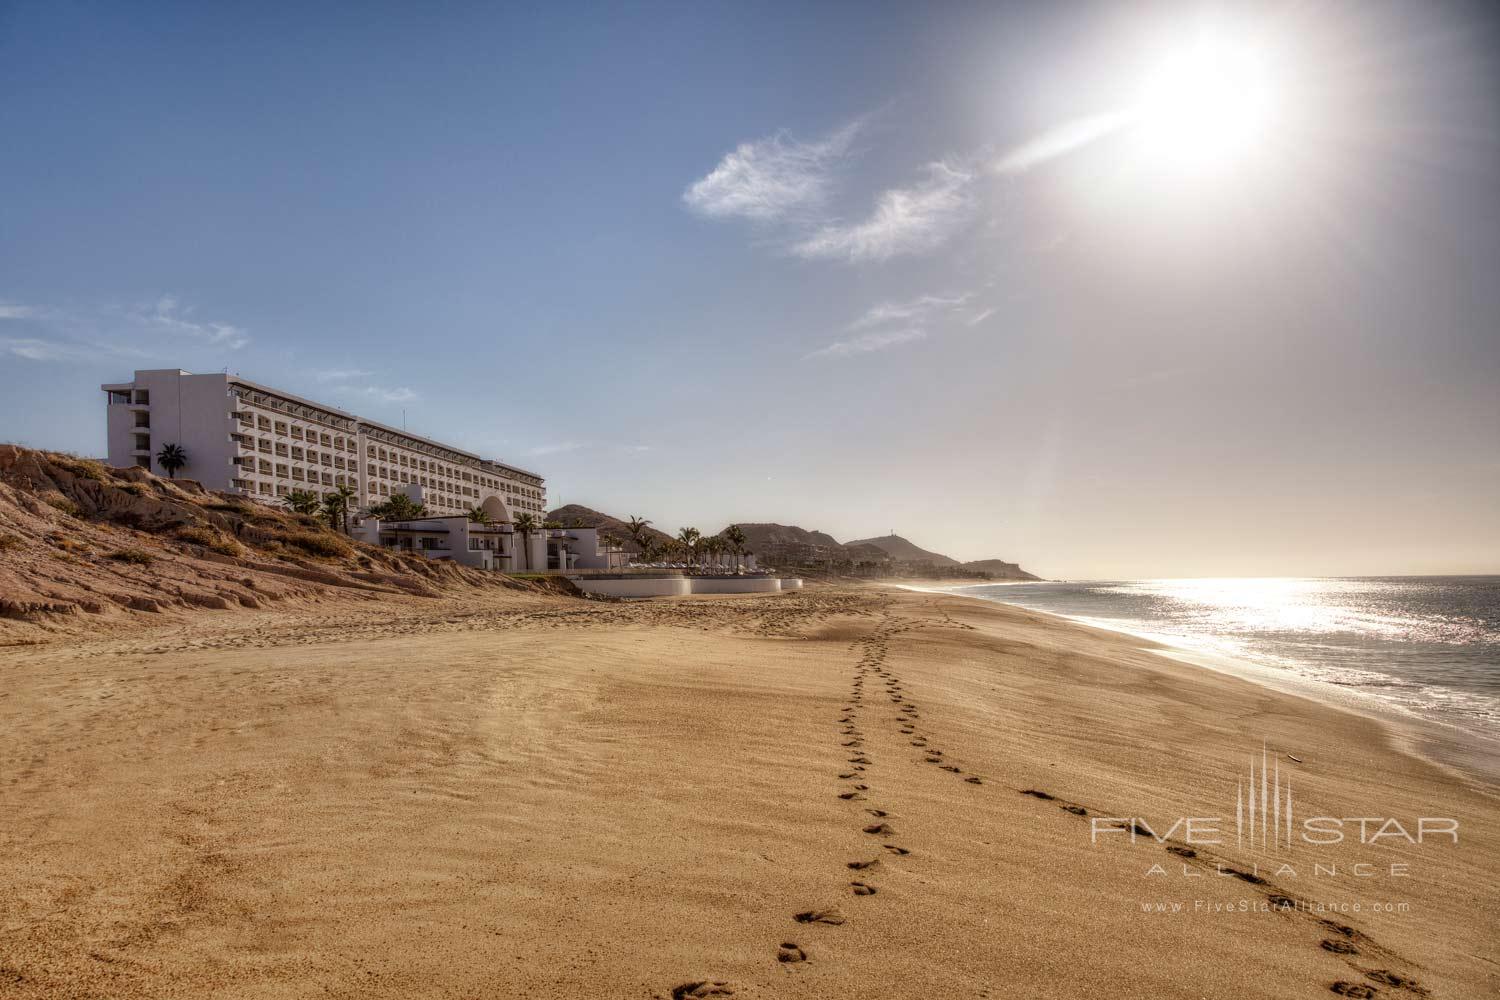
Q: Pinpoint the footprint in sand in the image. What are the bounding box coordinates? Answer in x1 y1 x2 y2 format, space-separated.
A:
941 765 962 774
777 943 808 964
838 791 865 801
866 808 889 817
1365 971 1425 993
964 776 983 784
847 859 880 870
793 908 846 925
1329 985 1375 999
863 823 896 836
850 881 877 895
882 845 910 856
672 981 736 998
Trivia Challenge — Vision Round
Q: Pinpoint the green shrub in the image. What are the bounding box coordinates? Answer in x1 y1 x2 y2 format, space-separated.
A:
47 453 108 482
108 548 154 566
175 525 218 546
210 537 245 557
46 495 81 517
281 530 350 559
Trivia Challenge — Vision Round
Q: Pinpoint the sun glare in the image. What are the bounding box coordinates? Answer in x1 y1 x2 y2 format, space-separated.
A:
1132 28 1276 169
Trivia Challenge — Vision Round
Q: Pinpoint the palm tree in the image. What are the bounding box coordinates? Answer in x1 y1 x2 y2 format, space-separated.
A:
282 488 321 515
703 536 724 570
677 527 700 568
155 443 187 479
332 483 358 533
513 512 538 572
466 505 492 525
625 516 652 555
368 494 426 521
723 525 747 571
320 492 345 532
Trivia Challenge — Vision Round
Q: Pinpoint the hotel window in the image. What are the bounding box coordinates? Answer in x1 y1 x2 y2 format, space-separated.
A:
276 464 289 477
320 433 332 446
276 484 289 497
291 427 303 440
259 482 271 495
259 460 272 474
291 447 303 460
291 468 304 481
334 436 344 449
133 389 150 404
258 416 271 430
275 421 288 435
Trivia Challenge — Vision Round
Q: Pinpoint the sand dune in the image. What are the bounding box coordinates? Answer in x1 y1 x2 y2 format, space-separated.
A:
2 584 1495 998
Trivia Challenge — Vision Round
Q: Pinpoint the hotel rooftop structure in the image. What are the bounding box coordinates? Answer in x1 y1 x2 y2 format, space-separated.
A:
101 369 545 522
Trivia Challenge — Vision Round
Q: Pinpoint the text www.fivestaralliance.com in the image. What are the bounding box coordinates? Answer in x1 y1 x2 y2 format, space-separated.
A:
1140 899 1413 915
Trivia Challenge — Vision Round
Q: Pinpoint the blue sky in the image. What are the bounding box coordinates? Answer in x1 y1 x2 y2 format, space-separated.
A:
3 1 1497 577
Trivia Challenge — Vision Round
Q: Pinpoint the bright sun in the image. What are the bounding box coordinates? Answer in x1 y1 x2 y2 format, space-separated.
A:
1132 29 1276 169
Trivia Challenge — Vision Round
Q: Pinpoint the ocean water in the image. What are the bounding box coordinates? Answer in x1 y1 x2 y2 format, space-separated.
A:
949 576 1500 746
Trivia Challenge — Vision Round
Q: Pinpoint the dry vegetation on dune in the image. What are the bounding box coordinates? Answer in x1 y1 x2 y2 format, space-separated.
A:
0 445 535 641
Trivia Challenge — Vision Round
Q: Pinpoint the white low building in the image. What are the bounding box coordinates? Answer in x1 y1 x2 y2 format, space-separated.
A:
350 513 551 572
546 527 629 572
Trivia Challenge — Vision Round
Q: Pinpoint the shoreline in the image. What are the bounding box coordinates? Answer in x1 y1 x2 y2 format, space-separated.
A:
887 578 1500 792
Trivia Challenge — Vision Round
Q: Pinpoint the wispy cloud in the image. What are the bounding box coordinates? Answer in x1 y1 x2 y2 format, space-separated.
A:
527 441 586 457
993 112 1132 174
683 121 861 222
0 302 41 320
791 161 976 262
136 295 249 349
0 336 153 364
1 338 99 363
808 289 984 361
849 294 970 330
314 368 374 382
806 327 928 360
332 384 418 404
966 307 997 326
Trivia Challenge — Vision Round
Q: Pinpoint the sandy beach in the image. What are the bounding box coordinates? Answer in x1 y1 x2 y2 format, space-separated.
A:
2 582 1496 999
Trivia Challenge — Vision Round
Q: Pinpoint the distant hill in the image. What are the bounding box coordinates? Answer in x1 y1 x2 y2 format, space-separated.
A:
545 510 1041 578
545 504 673 552
733 523 844 554
960 559 1040 581
845 534 959 567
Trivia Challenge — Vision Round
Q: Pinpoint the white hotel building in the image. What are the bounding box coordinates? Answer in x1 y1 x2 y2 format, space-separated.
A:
101 369 547 522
